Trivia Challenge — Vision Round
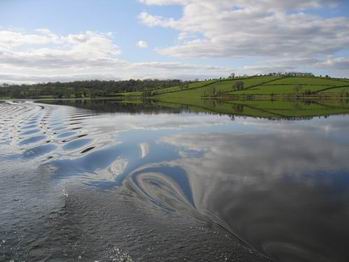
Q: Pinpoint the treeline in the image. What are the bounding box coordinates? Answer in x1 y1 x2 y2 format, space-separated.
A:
0 79 184 99
264 72 315 77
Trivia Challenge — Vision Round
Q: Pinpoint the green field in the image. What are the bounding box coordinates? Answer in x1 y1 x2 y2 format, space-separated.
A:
117 75 349 119
121 75 349 100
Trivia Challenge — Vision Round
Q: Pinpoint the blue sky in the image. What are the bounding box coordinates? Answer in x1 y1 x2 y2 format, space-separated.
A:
0 0 348 83
0 0 174 60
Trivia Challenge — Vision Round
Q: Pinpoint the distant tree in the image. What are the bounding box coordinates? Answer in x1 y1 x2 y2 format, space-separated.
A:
0 79 187 99
234 81 244 91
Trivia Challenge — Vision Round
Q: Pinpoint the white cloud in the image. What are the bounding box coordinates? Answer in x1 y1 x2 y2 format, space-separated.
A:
139 0 349 58
0 29 233 83
315 57 349 70
139 0 349 76
0 29 120 68
137 40 149 48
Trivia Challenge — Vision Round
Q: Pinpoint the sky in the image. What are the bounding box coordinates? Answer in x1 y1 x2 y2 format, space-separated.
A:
0 0 349 84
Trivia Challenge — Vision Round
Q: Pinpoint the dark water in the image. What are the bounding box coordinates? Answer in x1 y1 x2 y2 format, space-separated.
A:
1 100 349 262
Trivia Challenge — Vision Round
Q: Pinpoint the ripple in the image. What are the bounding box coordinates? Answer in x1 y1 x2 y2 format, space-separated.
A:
57 131 76 138
18 135 46 146
63 138 92 151
21 128 41 136
22 124 38 130
23 144 57 159
80 146 95 154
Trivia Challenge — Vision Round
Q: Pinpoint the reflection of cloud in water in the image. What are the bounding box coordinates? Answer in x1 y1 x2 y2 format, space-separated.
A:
39 104 349 262
139 143 149 159
97 157 129 182
164 132 349 181
85 113 234 134
50 139 184 189
162 130 349 262
124 165 195 213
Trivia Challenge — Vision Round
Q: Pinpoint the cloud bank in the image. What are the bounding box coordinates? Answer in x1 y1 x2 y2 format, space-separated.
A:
139 0 349 76
0 29 232 83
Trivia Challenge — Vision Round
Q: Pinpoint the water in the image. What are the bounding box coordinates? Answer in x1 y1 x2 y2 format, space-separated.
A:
1 100 349 262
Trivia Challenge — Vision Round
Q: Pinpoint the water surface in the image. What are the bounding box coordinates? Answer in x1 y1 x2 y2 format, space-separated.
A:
1 100 349 262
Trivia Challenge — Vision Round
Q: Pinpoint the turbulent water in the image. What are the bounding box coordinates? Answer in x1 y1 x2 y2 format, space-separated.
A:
1 100 349 262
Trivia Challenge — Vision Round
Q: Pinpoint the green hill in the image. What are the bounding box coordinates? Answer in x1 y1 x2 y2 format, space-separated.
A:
122 75 349 101
145 76 349 100
118 75 349 119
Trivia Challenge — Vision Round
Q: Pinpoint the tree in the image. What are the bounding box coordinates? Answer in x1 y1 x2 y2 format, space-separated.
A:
234 81 244 91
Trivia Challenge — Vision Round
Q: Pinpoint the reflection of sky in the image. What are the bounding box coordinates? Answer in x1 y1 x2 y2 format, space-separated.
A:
49 110 349 194
43 107 349 262
158 116 349 262
4 101 348 262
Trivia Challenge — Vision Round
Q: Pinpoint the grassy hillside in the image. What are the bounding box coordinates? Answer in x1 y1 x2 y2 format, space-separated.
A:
120 75 349 118
122 75 349 100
